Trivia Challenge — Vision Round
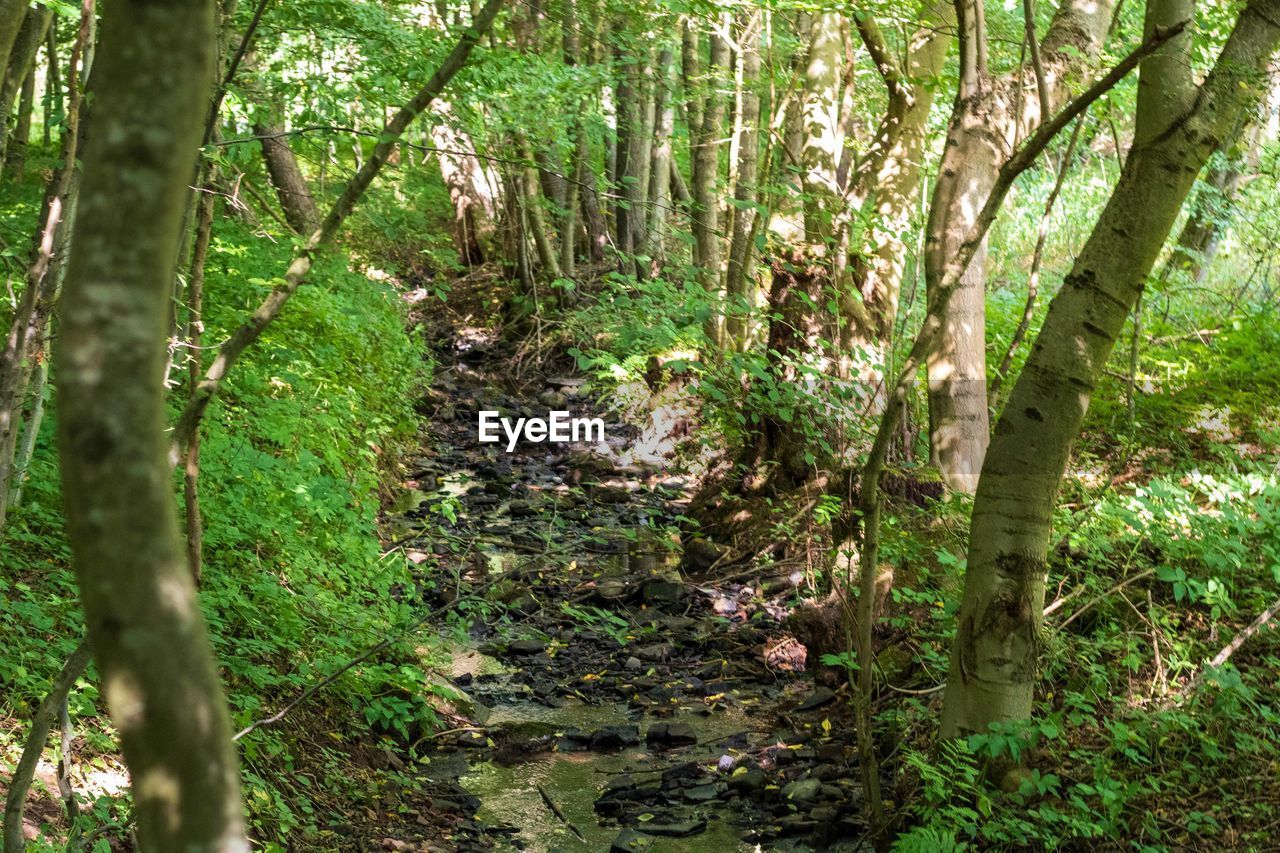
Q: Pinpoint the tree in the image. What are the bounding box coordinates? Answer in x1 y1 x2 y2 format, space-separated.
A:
54 0 250 848
940 0 1280 739
924 0 1117 493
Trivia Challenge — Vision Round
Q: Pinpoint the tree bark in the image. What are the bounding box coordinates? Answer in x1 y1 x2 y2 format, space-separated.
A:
0 3 50 170
54 0 251 848
841 1 953 388
724 13 761 349
940 0 1280 738
5 58 32 176
255 121 319 234
800 12 842 247
924 0 1116 494
692 16 729 342
644 46 674 271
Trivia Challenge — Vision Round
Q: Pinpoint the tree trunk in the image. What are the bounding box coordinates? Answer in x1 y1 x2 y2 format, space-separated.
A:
924 0 1116 494
692 16 728 342
54 0 251 848
255 121 319 234
940 0 1280 739
0 1 28 123
841 1 953 389
800 12 842 247
430 100 496 265
645 46 674 270
724 12 761 349
5 59 32 176
0 3 50 170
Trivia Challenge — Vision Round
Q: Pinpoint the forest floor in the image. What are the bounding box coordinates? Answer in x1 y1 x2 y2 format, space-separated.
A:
357 291 875 852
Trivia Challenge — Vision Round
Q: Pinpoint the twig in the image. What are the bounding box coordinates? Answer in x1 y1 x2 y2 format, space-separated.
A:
1056 568 1155 629
537 784 585 842
232 575 500 741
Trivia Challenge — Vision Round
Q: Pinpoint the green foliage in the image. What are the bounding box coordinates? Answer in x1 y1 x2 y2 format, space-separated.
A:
0 204 433 843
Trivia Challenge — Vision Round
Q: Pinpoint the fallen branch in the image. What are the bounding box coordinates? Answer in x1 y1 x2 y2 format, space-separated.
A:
537 784 585 842
1162 594 1280 708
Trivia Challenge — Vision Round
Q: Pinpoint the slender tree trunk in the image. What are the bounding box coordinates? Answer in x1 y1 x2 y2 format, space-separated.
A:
519 136 562 280
2 640 92 853
41 24 55 147
171 0 506 455
692 16 729 343
644 46 674 270
5 60 32 176
941 0 1280 739
724 12 761 349
55 0 251 848
255 121 319 234
0 1 29 123
924 0 1116 493
0 3 89 529
0 4 50 171
800 12 842 246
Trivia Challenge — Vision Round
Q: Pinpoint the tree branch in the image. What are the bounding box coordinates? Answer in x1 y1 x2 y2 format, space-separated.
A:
169 0 507 460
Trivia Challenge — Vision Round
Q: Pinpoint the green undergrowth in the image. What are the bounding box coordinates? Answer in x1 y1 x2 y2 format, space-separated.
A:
0 168 450 844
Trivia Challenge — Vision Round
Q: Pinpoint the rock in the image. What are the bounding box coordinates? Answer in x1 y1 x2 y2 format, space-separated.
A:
591 725 641 749
507 499 536 517
645 722 697 748
455 730 488 749
556 727 592 752
507 638 546 656
591 485 631 504
728 768 766 794
641 579 684 606
682 536 725 571
634 642 675 661
624 656 643 671
795 686 836 712
611 828 654 852
596 579 634 602
782 778 821 803
683 783 718 802
638 819 707 838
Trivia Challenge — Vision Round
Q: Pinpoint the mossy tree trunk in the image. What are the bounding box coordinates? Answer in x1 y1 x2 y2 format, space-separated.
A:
55 0 250 848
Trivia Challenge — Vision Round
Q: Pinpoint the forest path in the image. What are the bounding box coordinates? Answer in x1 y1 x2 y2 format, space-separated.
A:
371 296 871 851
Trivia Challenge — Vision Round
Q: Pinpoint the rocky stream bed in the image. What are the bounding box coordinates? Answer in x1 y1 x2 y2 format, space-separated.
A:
374 325 876 852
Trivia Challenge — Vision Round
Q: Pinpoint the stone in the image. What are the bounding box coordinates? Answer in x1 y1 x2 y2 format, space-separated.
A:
638 819 707 838
455 730 488 749
635 642 675 661
624 656 643 671
645 722 697 747
795 686 836 712
641 579 684 606
507 499 536 517
782 778 821 803
591 725 641 749
611 828 654 852
682 783 718 802
507 638 546 656
728 767 766 794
